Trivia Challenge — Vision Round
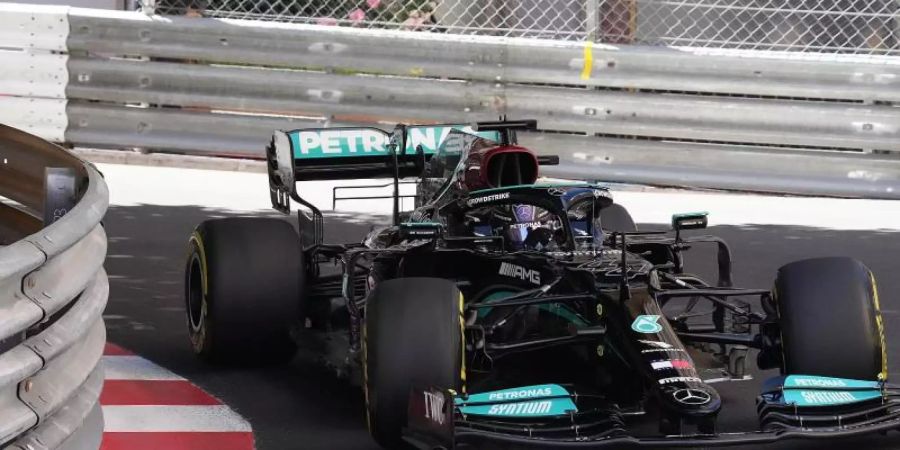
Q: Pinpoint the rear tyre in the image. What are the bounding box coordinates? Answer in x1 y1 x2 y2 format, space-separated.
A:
773 257 886 380
601 203 637 232
185 217 302 364
364 278 464 449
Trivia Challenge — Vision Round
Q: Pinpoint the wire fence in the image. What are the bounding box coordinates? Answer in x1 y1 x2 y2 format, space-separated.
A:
149 0 900 55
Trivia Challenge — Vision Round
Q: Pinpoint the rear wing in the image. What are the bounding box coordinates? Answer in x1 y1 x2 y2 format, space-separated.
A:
266 124 501 224
273 127 426 183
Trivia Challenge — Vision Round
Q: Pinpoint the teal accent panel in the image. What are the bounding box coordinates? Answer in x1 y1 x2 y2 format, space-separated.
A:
457 384 570 404
477 291 588 326
477 290 517 319
631 315 663 333
783 389 882 406
458 398 577 417
784 375 881 390
455 384 577 417
289 126 500 158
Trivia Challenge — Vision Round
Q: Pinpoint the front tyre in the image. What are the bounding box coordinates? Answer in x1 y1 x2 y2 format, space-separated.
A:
363 278 464 448
185 217 303 365
772 257 886 381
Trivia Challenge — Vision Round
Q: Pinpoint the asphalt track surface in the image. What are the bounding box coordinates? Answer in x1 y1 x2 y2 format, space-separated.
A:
102 204 900 450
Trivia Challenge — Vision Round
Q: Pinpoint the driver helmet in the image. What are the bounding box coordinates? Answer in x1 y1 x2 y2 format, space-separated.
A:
505 204 559 251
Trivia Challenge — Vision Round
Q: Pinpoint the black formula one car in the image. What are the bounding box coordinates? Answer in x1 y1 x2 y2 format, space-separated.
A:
183 119 896 449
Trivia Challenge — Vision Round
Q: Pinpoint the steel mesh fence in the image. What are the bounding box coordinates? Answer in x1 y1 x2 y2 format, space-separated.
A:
147 0 898 55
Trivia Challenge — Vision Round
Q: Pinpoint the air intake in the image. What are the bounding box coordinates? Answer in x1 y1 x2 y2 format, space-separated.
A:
483 146 539 188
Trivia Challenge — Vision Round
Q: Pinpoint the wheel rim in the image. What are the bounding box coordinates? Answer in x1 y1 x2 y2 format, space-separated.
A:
186 252 205 331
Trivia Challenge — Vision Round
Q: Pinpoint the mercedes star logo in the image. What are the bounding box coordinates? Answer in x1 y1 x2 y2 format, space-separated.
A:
547 187 567 196
673 388 712 406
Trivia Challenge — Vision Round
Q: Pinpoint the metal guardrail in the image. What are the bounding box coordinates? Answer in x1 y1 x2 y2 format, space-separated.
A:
65 56 900 150
0 123 108 450
3 4 900 199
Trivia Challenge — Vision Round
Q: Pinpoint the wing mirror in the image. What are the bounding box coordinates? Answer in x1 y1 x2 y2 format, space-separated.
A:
672 212 708 241
672 212 708 231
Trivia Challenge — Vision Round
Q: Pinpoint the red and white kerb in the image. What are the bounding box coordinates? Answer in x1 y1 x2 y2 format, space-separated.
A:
100 343 255 450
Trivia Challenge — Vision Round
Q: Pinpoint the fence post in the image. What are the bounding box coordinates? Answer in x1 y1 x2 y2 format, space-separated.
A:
585 0 599 40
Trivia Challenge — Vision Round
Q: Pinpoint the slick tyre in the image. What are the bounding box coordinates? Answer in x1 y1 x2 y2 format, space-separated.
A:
601 203 637 232
774 257 886 381
185 217 302 364
363 278 464 449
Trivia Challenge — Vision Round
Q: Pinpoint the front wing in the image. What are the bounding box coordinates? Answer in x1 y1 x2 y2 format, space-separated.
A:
404 384 900 449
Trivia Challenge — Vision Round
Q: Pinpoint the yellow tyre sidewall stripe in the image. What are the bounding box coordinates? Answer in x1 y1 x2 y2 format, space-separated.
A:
189 232 209 296
871 272 888 381
459 291 466 394
188 231 210 353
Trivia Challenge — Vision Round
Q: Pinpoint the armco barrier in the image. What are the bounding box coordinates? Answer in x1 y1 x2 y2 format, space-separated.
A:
2 4 900 198
0 123 108 450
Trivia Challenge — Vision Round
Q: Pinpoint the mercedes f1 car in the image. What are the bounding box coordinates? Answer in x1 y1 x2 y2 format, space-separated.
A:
183 119 895 449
